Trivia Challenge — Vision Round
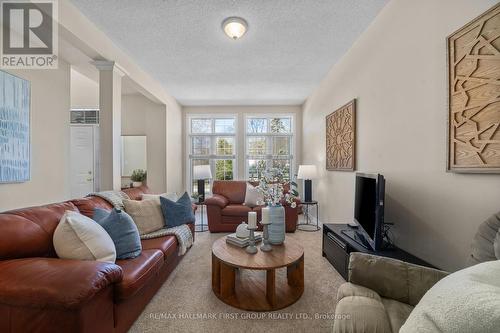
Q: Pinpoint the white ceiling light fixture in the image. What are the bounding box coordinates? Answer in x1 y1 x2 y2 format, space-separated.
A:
222 17 248 40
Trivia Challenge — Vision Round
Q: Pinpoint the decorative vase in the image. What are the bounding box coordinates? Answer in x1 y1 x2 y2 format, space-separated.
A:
132 181 142 188
267 204 285 245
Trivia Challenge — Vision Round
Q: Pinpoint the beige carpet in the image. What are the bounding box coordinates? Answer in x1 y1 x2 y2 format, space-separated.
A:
130 225 345 333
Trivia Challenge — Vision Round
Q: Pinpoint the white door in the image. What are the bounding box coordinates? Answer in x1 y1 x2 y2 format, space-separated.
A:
70 126 95 198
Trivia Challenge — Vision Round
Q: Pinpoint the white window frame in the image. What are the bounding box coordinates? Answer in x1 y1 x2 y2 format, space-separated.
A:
244 114 295 180
186 115 238 194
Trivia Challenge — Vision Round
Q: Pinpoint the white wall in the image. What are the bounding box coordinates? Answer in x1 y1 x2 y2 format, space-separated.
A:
302 0 500 271
182 105 302 190
122 94 167 193
0 61 71 211
70 68 99 109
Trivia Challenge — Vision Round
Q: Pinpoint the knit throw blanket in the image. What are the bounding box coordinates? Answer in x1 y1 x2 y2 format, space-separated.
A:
141 224 193 256
88 191 130 210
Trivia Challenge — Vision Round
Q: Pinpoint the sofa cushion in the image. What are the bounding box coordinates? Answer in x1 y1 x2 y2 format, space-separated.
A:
123 199 164 235
114 249 163 300
243 183 263 207
338 282 382 302
71 197 112 218
122 185 151 200
212 180 247 204
381 298 414 333
159 192 196 228
53 211 116 263
0 258 122 309
142 192 178 202
141 236 178 259
93 208 142 260
0 202 78 259
333 295 392 333
400 260 500 333
222 204 252 217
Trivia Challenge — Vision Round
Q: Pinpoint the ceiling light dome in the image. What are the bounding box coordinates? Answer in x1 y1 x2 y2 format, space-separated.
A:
222 17 248 40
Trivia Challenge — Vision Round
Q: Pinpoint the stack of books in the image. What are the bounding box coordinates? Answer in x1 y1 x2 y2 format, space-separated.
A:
226 232 262 248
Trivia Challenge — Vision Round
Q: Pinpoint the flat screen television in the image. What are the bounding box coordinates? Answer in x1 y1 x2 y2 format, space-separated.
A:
352 173 385 250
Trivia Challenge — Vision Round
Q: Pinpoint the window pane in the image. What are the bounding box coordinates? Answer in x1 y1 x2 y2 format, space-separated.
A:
273 137 290 155
247 118 267 133
192 137 210 155
191 119 212 133
270 118 291 133
214 118 235 133
191 159 210 195
272 159 291 180
248 160 267 181
247 137 267 155
216 137 234 155
215 160 234 180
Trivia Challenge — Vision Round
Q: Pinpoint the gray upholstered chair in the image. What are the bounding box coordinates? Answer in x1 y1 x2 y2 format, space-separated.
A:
469 211 500 265
332 211 500 333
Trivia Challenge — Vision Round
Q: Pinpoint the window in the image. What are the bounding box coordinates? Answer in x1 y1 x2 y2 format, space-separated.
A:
188 116 237 195
245 116 294 180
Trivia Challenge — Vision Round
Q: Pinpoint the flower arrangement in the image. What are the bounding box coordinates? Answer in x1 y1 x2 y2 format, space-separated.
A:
256 167 299 208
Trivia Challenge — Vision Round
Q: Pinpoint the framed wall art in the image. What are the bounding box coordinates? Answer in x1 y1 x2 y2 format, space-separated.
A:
447 4 500 173
0 70 31 183
326 99 356 171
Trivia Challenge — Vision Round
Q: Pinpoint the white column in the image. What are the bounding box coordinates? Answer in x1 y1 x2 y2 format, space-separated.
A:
93 60 125 191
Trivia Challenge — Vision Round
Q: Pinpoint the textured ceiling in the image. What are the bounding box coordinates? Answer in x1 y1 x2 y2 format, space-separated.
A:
70 0 388 106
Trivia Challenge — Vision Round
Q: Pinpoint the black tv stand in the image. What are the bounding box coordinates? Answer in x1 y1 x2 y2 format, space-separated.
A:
322 223 435 280
341 228 371 249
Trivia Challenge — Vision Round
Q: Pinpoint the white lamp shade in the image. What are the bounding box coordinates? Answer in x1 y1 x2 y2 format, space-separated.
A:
193 165 212 180
297 165 318 180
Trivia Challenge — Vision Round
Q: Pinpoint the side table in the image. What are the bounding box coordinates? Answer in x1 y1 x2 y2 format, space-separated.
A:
194 201 208 232
297 201 320 231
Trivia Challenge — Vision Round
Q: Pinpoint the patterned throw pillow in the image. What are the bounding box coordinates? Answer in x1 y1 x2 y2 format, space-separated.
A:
93 208 142 259
53 210 116 263
243 183 264 207
160 192 195 228
123 199 165 235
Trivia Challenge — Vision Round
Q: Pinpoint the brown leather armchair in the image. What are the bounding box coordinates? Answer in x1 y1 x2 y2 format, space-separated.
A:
0 186 194 333
205 180 298 233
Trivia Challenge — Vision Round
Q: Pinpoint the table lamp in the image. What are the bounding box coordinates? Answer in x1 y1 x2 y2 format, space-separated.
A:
297 165 318 202
193 165 212 203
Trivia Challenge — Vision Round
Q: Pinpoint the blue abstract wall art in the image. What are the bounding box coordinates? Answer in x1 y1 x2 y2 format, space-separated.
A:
0 71 30 183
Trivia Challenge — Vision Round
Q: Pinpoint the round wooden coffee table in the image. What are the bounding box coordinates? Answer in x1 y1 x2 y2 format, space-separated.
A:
211 236 304 311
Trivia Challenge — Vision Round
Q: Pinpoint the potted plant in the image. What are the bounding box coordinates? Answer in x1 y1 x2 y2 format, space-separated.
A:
131 169 147 188
255 168 298 244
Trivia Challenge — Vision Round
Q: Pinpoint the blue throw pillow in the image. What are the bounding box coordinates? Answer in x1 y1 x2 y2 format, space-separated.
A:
160 192 195 228
93 208 142 259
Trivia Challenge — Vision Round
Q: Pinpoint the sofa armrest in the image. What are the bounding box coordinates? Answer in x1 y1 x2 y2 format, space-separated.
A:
205 194 229 208
0 257 122 309
348 252 448 306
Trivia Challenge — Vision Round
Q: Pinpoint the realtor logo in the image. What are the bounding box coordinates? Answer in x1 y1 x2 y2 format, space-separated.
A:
1 0 58 69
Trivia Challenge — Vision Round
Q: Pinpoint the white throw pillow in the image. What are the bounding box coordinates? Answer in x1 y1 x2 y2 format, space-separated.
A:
123 199 165 235
494 229 500 260
244 183 264 207
400 260 500 333
53 211 116 263
142 192 178 202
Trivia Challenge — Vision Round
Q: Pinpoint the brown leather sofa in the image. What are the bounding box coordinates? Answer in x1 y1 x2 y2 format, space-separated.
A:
0 186 194 333
205 180 298 233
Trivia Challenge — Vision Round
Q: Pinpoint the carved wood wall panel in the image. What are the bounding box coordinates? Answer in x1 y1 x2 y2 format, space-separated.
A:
447 4 500 173
326 99 355 171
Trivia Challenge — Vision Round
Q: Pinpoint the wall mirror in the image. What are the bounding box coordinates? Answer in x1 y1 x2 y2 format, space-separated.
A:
121 135 147 177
